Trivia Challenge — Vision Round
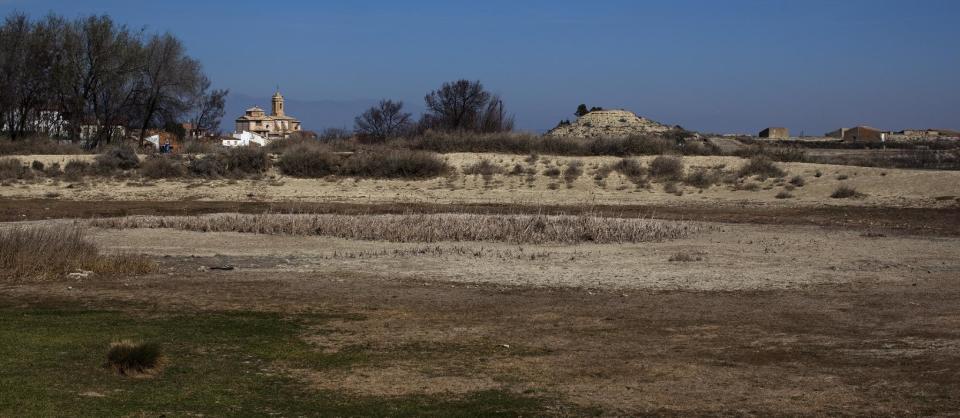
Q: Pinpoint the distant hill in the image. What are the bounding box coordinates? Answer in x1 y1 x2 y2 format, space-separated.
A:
546 109 676 139
222 94 424 134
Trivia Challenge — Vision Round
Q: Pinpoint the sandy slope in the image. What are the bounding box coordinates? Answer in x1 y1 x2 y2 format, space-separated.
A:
2 153 959 209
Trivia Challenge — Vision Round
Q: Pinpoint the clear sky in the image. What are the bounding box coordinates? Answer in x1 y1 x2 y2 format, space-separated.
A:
2 0 958 134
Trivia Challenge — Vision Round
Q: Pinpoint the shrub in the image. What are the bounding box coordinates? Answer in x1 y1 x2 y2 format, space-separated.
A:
463 159 506 177
188 155 227 178
107 340 161 375
43 162 62 178
0 225 155 280
140 157 186 179
224 146 271 176
562 160 584 185
340 148 448 179
0 158 30 180
0 138 85 155
63 160 91 181
509 164 525 176
831 185 863 199
836 174 849 180
543 166 561 177
669 252 703 262
31 160 44 171
649 156 684 180
775 191 793 199
612 158 647 184
277 144 340 177
737 156 785 178
683 168 719 189
277 145 448 179
789 175 805 187
94 145 140 174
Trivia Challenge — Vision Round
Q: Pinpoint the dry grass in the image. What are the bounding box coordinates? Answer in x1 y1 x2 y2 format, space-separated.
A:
0 225 156 280
106 340 162 376
91 213 701 244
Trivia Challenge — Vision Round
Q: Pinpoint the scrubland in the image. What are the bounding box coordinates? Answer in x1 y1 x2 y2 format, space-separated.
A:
2 137 959 416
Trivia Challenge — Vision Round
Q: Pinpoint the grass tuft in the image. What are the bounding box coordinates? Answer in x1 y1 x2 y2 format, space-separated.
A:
106 340 162 376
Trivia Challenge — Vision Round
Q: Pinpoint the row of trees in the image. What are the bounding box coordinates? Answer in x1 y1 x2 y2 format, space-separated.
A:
0 12 227 147
354 79 515 141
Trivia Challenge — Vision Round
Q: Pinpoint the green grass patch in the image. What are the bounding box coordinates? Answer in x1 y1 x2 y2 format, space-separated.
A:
0 306 560 417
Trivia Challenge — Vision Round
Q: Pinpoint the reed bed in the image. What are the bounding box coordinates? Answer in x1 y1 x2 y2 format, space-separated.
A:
0 225 156 280
91 213 700 244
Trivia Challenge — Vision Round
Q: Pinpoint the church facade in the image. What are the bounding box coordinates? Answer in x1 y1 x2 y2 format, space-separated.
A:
234 91 302 140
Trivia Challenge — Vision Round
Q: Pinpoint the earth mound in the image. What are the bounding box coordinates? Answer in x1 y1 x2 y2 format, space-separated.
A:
547 109 675 139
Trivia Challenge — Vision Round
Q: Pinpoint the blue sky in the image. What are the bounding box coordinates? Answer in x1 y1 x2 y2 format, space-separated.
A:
3 0 958 134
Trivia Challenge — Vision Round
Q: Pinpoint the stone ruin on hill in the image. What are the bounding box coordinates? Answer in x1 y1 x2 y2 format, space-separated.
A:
546 109 676 139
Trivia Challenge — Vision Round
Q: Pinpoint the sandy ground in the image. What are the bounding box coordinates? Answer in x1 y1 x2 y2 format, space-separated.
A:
3 223 958 415
4 153 960 208
55 222 952 291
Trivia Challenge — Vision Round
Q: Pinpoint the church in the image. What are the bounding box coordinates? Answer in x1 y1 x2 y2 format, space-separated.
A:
234 90 302 140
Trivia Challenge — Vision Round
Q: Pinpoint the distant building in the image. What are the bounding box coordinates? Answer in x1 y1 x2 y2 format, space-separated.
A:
758 127 789 139
223 131 267 147
234 90 302 140
827 126 884 143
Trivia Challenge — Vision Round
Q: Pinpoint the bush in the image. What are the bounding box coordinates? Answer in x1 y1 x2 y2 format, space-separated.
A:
683 168 719 189
277 145 340 177
463 159 506 177
0 158 31 180
0 225 155 280
649 156 684 180
737 156 785 178
63 160 91 181
775 191 794 199
542 166 561 177
31 160 44 171
831 185 863 199
107 340 161 375
0 138 85 155
224 146 270 176
562 160 584 185
341 148 448 179
140 157 186 179
43 162 62 178
789 175 805 187
94 145 140 174
278 145 449 179
187 155 227 178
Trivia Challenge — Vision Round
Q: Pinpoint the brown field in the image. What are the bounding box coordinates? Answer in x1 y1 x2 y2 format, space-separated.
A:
2 152 959 416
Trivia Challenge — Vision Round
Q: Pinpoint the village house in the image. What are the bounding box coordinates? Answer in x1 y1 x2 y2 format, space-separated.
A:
826 126 885 143
759 127 789 139
234 90 302 140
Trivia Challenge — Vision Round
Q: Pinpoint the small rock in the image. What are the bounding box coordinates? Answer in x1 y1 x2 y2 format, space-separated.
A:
197 266 209 272
67 270 93 280
500 344 510 349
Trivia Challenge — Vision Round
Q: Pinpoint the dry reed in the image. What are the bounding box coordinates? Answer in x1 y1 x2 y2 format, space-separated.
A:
0 224 156 280
91 213 700 244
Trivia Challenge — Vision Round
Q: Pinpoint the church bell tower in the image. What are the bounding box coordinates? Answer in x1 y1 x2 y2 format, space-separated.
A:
271 90 285 117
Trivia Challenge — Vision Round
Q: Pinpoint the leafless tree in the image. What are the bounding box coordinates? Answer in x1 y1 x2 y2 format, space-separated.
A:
188 76 228 137
354 99 412 141
0 12 219 148
421 79 513 133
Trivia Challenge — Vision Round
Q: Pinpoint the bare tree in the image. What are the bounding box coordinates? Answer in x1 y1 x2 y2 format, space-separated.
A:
188 76 228 137
354 99 412 141
421 79 512 133
0 12 221 148
133 33 204 145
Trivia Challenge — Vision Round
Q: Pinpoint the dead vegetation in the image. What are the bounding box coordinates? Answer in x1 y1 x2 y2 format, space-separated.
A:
91 213 700 244
106 340 162 376
0 225 156 280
